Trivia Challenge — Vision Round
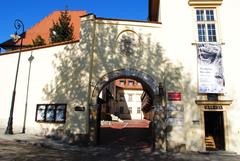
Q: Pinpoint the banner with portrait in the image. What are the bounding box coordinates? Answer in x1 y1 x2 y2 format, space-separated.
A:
197 43 225 93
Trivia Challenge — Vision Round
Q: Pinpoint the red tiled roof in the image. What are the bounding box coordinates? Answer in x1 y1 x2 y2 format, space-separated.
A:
24 10 87 45
1 10 87 48
115 79 143 90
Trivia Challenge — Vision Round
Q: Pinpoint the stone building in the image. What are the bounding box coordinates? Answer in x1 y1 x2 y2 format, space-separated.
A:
0 0 240 153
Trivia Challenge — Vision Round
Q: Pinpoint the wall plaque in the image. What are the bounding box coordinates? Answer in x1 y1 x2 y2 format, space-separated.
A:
168 92 181 101
204 105 223 110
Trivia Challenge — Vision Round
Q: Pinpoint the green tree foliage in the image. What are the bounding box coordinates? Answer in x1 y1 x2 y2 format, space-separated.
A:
49 10 74 43
32 35 46 46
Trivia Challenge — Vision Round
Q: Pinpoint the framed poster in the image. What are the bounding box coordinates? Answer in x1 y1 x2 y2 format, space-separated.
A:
46 105 55 121
36 105 46 122
55 105 66 122
35 104 67 123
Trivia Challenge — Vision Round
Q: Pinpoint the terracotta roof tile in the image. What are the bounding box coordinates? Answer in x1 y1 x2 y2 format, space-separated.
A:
24 10 86 45
1 10 87 48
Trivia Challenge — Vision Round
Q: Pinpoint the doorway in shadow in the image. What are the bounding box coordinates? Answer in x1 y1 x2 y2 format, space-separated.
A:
96 77 154 149
204 111 225 151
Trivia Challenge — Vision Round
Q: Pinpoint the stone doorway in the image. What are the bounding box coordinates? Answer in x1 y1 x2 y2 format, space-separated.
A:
88 69 164 149
204 111 225 150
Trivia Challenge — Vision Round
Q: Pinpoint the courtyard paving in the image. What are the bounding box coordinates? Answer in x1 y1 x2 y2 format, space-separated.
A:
0 120 240 161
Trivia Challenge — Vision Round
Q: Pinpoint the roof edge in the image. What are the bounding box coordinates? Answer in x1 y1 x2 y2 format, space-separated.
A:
0 39 79 56
95 16 161 25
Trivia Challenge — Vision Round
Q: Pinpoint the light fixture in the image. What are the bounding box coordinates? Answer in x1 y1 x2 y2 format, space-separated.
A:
5 19 25 135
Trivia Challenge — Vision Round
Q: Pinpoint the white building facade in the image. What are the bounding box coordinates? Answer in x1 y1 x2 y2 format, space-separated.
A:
0 0 240 153
157 0 240 153
116 88 143 120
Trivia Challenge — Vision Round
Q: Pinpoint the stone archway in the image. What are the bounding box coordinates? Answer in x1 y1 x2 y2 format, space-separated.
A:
88 68 165 150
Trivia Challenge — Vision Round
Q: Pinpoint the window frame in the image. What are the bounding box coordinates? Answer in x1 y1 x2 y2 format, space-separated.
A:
119 79 126 86
128 94 133 102
137 82 142 86
128 107 132 114
195 8 218 42
35 104 67 123
120 106 124 114
128 80 134 86
119 93 125 102
137 107 141 114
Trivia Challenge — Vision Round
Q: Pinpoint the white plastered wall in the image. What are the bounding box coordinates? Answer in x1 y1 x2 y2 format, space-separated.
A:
0 43 89 135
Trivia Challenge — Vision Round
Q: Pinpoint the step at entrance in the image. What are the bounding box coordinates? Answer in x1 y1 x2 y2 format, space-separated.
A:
205 136 216 150
204 111 225 150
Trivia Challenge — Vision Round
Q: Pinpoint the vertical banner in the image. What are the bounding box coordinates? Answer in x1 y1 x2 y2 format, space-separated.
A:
197 43 225 93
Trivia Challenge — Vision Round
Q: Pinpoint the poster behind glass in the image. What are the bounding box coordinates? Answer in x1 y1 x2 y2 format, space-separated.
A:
56 105 66 122
36 105 46 121
46 105 55 121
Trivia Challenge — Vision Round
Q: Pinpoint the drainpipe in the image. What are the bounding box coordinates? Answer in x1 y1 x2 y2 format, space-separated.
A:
163 78 168 151
86 15 96 138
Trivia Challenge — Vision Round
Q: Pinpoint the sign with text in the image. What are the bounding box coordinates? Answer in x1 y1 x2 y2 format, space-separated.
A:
204 105 223 110
168 92 181 101
197 43 225 93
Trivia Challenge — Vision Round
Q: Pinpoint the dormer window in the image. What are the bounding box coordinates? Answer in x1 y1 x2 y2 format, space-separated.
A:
119 79 126 86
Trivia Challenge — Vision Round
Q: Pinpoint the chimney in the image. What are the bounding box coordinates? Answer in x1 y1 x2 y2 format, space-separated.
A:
148 0 160 22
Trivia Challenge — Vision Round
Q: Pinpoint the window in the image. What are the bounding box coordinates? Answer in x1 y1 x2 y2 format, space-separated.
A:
35 104 67 123
128 94 133 101
119 79 125 86
196 9 217 42
137 82 142 86
120 106 124 114
128 80 134 86
119 93 125 101
137 107 141 114
128 107 132 114
136 94 142 102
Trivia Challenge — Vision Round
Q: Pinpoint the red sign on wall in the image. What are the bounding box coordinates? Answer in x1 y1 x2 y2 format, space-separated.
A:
168 92 181 101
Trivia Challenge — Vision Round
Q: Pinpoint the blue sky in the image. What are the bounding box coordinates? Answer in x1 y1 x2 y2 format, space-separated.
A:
0 0 148 43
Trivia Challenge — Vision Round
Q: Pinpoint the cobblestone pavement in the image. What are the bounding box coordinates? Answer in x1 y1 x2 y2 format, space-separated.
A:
0 121 240 161
1 138 240 161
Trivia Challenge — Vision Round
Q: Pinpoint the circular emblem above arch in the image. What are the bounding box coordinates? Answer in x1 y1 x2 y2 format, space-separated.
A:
116 30 141 56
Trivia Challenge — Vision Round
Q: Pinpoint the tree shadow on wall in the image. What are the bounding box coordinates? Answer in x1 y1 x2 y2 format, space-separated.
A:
42 42 90 144
89 22 197 150
43 17 197 147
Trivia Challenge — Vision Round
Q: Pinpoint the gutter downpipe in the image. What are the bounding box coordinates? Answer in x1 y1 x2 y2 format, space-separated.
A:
86 15 97 144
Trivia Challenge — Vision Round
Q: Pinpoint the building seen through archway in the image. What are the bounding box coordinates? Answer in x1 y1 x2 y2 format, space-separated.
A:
97 78 154 146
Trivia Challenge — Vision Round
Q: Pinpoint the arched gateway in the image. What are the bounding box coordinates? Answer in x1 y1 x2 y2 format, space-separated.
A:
88 68 165 150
